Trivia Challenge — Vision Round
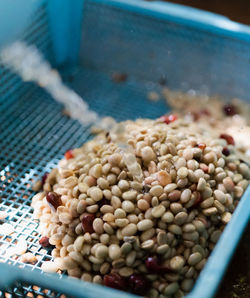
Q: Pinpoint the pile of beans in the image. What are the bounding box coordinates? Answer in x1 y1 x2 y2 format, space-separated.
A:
31 116 250 297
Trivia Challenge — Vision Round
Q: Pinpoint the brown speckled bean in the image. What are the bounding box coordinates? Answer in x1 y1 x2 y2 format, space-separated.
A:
188 252 202 266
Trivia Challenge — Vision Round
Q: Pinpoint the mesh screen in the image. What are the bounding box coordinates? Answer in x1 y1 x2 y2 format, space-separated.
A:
0 3 53 105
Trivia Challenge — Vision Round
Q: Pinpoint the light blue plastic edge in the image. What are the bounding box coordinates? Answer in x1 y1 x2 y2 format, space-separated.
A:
88 0 250 42
0 262 136 298
47 0 83 65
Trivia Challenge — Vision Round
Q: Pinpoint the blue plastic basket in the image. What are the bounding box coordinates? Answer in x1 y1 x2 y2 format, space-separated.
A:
0 0 250 297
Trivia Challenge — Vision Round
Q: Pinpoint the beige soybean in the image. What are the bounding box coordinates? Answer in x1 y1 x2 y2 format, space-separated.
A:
200 197 214 209
169 256 185 271
162 211 174 223
170 203 183 214
168 224 182 235
150 185 164 197
157 231 168 245
122 201 135 213
188 252 202 266
96 245 108 259
152 205 166 218
122 190 137 201
180 189 191 203
137 219 154 231
174 212 188 225
88 187 103 202
164 282 179 295
121 223 137 236
156 244 170 255
108 244 121 260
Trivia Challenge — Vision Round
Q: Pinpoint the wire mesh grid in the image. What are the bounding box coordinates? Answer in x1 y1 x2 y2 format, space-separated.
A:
0 86 89 297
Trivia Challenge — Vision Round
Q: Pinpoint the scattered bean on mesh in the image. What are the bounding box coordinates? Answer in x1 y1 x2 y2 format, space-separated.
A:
31 114 250 297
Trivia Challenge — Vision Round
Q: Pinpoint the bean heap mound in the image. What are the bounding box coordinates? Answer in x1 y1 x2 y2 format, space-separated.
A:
32 117 250 297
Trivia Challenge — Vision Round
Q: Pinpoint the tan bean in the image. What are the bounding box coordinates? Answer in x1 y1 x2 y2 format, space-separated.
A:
157 231 168 245
164 282 179 295
168 224 182 235
202 207 217 216
122 201 135 213
88 187 103 202
162 211 174 223
108 244 121 260
200 197 214 209
140 228 155 242
156 244 170 255
126 250 136 266
150 185 164 197
93 218 104 234
180 189 191 203
122 190 137 201
96 245 109 259
121 223 137 236
164 183 178 192
174 212 188 225
170 203 183 214
152 205 166 218
169 256 185 271
121 242 132 255
141 239 154 250
168 190 181 201
141 146 156 162
137 199 150 211
188 252 202 266
221 211 232 224
137 219 154 231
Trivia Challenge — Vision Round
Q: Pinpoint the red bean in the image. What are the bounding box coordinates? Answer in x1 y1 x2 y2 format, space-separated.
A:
160 114 177 124
220 134 235 145
197 143 206 150
81 213 95 233
46 192 62 211
39 236 51 247
223 104 238 116
200 109 210 116
64 149 73 160
129 274 149 295
145 256 170 274
112 72 127 83
98 198 110 207
103 273 127 290
222 147 230 156
41 172 48 185
192 192 202 208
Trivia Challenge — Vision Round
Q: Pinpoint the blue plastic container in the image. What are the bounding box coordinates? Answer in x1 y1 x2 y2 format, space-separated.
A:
0 1 249 297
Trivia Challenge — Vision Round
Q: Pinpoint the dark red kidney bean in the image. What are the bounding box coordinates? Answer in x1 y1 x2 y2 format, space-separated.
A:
39 236 51 247
81 213 95 233
223 104 238 116
129 274 149 295
46 192 62 211
220 133 235 145
103 273 127 290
